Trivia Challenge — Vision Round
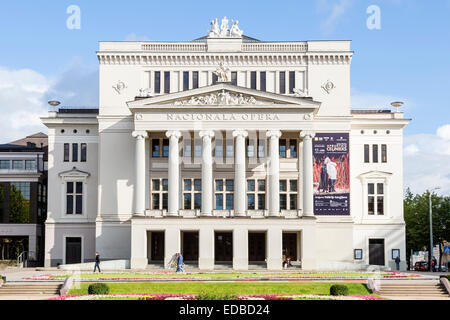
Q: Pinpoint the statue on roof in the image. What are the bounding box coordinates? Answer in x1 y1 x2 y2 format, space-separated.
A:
209 18 220 37
220 17 230 37
208 17 243 38
230 20 243 37
214 62 230 82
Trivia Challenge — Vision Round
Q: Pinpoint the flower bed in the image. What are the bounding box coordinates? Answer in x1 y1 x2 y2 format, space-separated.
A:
49 293 385 301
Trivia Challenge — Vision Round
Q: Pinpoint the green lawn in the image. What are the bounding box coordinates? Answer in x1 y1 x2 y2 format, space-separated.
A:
54 271 386 280
69 281 373 296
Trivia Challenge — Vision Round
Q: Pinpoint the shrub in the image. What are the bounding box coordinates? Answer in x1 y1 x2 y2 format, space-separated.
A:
330 284 349 296
88 283 110 295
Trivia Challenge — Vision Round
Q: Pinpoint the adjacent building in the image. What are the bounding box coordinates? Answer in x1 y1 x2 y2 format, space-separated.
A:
0 133 48 266
41 19 410 270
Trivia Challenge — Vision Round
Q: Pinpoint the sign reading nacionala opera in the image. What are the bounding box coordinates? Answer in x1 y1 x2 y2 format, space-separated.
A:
313 133 350 215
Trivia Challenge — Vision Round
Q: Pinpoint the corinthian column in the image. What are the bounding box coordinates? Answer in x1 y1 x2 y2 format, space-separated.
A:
266 130 282 217
300 131 315 217
199 130 215 216
166 130 182 216
132 131 148 215
233 130 248 216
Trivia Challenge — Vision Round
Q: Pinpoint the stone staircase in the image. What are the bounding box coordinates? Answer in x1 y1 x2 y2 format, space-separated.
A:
0 282 62 299
378 280 450 300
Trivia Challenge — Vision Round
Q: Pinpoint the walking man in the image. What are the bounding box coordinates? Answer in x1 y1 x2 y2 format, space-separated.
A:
176 253 184 273
94 252 101 273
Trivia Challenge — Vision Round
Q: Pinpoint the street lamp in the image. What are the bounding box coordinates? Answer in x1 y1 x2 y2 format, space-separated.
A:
429 186 441 271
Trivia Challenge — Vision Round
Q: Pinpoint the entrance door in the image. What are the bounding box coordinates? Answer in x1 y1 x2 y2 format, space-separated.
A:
150 232 165 261
65 237 82 264
182 232 199 262
369 239 385 266
248 232 266 262
282 233 298 261
215 232 233 262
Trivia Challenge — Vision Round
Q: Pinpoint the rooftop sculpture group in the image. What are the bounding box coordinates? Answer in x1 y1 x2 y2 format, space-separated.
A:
208 17 243 38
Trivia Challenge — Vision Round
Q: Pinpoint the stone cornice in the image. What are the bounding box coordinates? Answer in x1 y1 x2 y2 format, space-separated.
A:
97 52 353 66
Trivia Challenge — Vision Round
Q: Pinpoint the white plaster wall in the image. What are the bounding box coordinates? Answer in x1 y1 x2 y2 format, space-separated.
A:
95 222 131 261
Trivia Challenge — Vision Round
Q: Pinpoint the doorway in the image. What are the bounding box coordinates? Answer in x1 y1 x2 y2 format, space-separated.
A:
248 232 266 262
282 233 298 261
65 237 82 265
369 239 385 266
181 231 199 262
149 231 165 262
215 232 233 262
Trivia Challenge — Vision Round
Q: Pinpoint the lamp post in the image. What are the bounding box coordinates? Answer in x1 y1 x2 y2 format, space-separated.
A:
429 187 441 271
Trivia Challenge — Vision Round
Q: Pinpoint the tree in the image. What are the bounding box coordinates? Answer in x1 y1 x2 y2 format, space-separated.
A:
404 188 450 270
9 185 30 224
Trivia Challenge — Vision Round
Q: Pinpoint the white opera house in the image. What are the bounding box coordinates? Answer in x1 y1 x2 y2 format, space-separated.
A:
41 18 410 271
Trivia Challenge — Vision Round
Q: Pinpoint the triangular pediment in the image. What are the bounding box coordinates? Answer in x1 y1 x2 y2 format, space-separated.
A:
59 167 90 178
358 171 393 180
127 83 321 110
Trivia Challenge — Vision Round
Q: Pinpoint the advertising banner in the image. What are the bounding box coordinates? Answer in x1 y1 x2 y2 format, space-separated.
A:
313 133 350 215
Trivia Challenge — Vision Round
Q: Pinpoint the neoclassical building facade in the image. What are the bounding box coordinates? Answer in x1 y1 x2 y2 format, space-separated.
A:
42 19 410 270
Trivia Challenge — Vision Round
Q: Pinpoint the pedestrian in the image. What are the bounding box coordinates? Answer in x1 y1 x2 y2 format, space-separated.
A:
94 252 101 273
395 255 401 271
176 253 184 273
432 257 437 272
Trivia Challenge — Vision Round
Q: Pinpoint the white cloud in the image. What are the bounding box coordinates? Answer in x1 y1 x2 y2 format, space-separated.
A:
404 125 450 196
0 61 98 144
437 124 450 140
316 0 353 34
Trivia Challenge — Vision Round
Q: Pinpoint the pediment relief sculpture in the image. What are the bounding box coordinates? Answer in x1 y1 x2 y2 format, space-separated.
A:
172 91 270 106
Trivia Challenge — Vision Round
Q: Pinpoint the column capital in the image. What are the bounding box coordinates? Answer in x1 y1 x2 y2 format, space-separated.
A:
199 130 215 139
166 130 182 139
132 131 148 139
233 130 249 138
300 131 316 139
266 130 282 139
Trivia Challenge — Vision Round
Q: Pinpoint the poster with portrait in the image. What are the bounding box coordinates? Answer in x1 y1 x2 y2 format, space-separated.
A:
313 133 350 215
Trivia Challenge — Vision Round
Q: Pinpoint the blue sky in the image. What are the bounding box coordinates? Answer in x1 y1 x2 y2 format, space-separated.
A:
0 0 449 194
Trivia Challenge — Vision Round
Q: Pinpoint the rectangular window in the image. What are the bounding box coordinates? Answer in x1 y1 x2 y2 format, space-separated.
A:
258 194 265 210
279 139 287 158
194 179 202 192
247 194 255 210
64 143 70 162
231 72 237 86
215 140 223 158
12 160 24 170
154 71 161 94
193 71 199 89
216 180 223 191
248 180 255 192
258 140 265 158
164 71 170 93
289 139 297 158
364 145 370 163
290 195 297 211
260 72 266 92
152 139 160 157
194 139 202 158
184 137 192 158
184 193 191 210
25 160 36 170
66 181 83 215
216 194 223 210
152 179 161 191
289 71 295 94
373 145 379 163
183 71 189 91
194 193 201 210
226 140 234 158
250 71 257 89
226 194 233 210
280 194 287 210
280 180 287 192
381 144 387 163
162 193 168 210
0 160 10 169
368 183 375 215
247 139 255 158
72 143 78 162
162 139 169 158
81 143 87 162
152 194 160 210
279 71 286 94
226 180 234 192
212 73 218 85
184 179 192 191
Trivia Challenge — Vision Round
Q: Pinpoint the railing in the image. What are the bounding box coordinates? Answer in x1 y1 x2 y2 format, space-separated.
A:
143 210 302 218
141 43 207 52
16 251 36 268
139 42 308 53
242 43 308 52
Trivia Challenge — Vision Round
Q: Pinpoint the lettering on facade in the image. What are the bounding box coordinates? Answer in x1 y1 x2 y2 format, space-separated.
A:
166 113 281 121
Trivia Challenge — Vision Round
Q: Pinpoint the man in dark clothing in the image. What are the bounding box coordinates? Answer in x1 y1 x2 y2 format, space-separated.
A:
395 256 401 271
94 252 101 273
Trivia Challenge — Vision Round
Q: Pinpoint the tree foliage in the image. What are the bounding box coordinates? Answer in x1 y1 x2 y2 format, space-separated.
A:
404 188 450 269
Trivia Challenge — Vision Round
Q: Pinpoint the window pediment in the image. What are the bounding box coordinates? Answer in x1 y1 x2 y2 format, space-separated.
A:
59 167 90 179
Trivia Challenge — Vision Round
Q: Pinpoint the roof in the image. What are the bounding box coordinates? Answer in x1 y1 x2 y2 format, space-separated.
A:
6 132 48 149
57 108 99 114
192 35 261 42
351 109 392 114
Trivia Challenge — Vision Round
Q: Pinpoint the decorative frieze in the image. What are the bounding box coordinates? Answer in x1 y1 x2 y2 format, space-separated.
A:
172 91 266 106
